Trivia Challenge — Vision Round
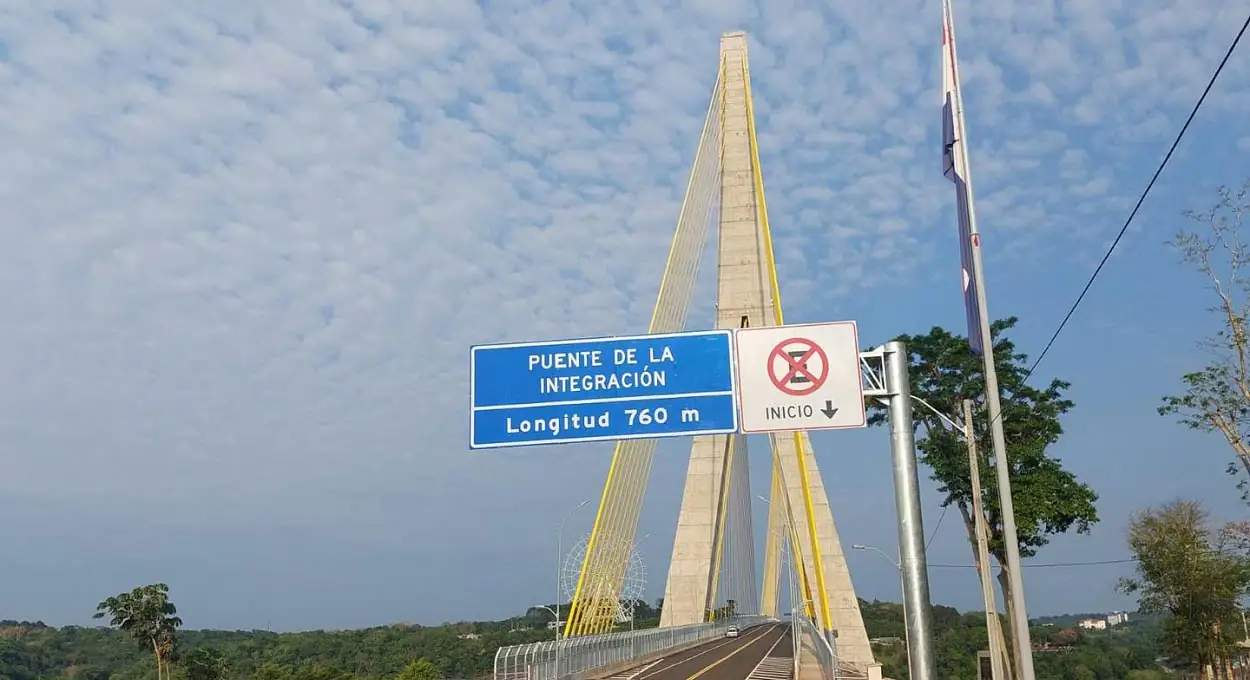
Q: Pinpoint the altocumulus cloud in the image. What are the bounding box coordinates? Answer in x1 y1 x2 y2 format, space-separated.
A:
0 0 1248 624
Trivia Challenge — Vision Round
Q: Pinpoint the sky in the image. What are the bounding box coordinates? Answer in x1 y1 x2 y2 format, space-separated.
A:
1 0 1249 632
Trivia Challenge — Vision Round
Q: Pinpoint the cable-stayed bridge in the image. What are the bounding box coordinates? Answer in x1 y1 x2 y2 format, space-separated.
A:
475 31 933 680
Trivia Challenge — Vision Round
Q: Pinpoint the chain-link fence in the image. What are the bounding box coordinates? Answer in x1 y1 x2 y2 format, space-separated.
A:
494 615 771 680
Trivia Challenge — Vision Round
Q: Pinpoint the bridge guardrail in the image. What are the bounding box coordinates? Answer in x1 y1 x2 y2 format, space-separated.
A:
793 614 875 680
494 615 771 680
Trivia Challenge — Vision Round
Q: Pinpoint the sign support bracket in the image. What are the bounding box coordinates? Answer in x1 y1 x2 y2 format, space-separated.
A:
859 341 937 680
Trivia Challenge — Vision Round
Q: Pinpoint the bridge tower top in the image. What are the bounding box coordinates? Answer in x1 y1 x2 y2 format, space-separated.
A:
720 31 748 51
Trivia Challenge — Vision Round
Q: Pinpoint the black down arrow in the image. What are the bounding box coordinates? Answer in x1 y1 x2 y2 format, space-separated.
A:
820 400 838 419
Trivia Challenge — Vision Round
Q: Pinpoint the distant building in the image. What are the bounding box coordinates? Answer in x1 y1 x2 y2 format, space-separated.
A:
1078 618 1107 630
1106 611 1129 626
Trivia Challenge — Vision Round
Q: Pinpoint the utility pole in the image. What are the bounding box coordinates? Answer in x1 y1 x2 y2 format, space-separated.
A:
964 399 1007 680
942 0 1036 676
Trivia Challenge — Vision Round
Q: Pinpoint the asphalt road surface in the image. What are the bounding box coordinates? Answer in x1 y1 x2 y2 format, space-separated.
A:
604 623 793 680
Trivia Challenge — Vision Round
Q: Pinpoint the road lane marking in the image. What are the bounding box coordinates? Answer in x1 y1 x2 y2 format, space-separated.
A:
683 624 787 680
746 658 792 680
604 659 664 680
635 624 775 680
745 633 792 680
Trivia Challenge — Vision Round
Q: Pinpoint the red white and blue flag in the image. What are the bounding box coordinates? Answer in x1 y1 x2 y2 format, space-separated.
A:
941 0 984 356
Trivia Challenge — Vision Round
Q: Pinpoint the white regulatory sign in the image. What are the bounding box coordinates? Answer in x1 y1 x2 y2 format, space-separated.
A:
734 321 867 433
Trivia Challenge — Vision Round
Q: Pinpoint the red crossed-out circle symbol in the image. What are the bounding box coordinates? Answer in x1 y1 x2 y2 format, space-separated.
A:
767 337 829 396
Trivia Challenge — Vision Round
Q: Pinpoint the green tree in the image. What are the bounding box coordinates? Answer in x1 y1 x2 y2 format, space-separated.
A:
868 318 1099 676
1118 500 1250 678
1125 671 1169 680
253 661 295 680
93 583 183 680
184 647 228 680
1159 180 1250 502
0 603 1163 680
394 659 441 680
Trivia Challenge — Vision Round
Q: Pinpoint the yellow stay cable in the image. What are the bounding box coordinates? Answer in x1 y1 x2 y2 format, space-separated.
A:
772 452 816 618
742 56 836 636
563 58 728 638
705 435 737 619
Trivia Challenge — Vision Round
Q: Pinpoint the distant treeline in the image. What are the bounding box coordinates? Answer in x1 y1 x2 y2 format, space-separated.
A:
0 600 1162 680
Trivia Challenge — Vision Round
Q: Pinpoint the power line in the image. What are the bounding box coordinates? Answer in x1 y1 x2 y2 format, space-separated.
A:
918 15 1250 591
1021 11 1250 383
871 14 1250 583
928 557 1135 569
927 546 1245 570
926 505 949 550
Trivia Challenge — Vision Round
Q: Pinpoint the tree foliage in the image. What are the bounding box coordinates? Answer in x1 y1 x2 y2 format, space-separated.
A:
867 318 1098 679
93 584 183 680
393 659 440 680
0 601 1165 680
867 318 1098 561
1118 500 1250 675
1160 179 1250 501
185 648 230 680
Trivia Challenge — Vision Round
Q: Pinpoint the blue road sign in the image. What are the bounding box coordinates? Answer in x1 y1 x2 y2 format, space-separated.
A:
470 330 738 449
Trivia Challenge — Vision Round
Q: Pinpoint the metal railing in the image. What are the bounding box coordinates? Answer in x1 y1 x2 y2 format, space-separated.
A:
793 613 869 680
494 615 771 680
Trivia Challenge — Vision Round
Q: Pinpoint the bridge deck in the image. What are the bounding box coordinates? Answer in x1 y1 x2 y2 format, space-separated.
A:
597 623 792 680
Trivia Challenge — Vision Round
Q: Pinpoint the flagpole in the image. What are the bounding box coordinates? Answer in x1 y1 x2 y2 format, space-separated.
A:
942 2 1037 679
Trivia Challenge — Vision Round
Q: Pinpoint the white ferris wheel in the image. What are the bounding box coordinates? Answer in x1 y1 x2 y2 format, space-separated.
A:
560 533 647 622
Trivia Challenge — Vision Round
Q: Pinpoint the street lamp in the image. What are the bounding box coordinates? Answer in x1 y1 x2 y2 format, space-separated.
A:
758 494 821 647
756 496 802 668
532 605 562 679
556 499 591 638
851 544 899 570
756 495 793 613
852 544 911 673
910 395 961 432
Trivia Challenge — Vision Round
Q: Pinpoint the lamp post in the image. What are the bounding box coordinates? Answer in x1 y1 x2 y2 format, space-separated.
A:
774 522 802 678
909 395 961 431
756 494 804 620
628 533 653 631
851 543 900 570
533 605 561 679
758 492 817 669
851 544 910 673
556 499 591 638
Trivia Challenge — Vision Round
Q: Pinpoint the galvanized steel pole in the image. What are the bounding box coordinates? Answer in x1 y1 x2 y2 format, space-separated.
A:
884 341 936 680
